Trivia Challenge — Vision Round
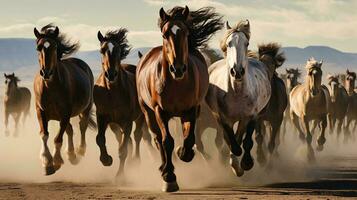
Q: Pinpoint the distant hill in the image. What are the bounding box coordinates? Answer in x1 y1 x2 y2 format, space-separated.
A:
0 38 356 81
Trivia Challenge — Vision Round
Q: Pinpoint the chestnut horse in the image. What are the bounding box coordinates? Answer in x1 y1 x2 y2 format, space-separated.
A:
34 25 96 175
344 70 357 138
289 58 330 162
325 74 348 140
94 29 153 180
4 73 31 136
136 6 222 192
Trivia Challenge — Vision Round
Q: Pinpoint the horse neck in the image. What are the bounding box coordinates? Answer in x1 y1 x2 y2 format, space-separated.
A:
105 63 126 89
6 84 18 98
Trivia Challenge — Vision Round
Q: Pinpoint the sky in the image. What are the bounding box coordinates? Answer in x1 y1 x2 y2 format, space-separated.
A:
0 0 356 52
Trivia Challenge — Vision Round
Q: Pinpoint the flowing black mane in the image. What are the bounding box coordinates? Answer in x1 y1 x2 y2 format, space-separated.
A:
158 6 223 49
39 24 80 59
104 28 131 60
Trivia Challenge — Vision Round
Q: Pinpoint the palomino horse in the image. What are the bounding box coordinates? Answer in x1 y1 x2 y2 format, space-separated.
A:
94 29 154 180
290 58 330 161
136 6 222 192
344 70 357 138
34 25 96 175
3 73 31 136
326 74 348 139
253 43 286 165
205 20 278 176
282 68 301 136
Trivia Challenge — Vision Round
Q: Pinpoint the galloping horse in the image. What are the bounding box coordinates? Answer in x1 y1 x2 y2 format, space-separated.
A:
3 73 31 136
282 68 301 135
253 43 286 165
325 74 348 139
94 29 153 180
33 24 96 175
136 6 222 192
290 58 330 161
205 20 278 176
344 70 357 138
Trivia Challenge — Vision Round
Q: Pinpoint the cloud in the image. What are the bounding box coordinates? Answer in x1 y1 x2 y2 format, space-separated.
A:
143 0 165 6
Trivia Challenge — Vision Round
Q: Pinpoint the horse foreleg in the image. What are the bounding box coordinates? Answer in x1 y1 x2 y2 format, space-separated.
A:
301 117 315 162
96 115 112 166
36 108 55 175
317 115 327 152
290 112 305 142
133 116 145 161
195 118 210 161
344 117 352 143
241 120 255 171
116 123 133 181
53 117 69 171
13 113 21 137
77 114 90 156
177 107 197 162
66 123 79 165
4 110 9 136
154 106 178 192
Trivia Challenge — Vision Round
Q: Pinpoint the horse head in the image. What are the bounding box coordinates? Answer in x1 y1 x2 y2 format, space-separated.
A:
286 68 301 92
346 69 356 96
327 74 339 102
306 57 323 96
4 73 19 93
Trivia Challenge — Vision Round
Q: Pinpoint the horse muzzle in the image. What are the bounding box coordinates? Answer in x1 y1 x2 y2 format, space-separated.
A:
40 69 53 80
230 67 245 81
104 70 118 83
169 64 187 80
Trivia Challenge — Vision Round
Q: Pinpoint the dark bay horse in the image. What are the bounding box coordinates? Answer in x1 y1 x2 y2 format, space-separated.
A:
3 73 31 136
94 29 153 180
136 6 222 192
345 70 357 138
33 24 96 175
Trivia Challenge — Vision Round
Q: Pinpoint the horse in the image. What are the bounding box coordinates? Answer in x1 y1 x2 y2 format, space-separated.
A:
344 70 357 139
33 24 96 175
3 73 31 136
136 6 222 192
289 58 330 162
282 68 301 136
93 29 154 181
205 20 281 176
325 74 348 140
253 43 287 166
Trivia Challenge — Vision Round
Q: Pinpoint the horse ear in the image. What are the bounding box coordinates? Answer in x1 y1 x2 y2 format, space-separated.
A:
11 73 14 76
97 31 104 43
182 5 189 20
3 73 7 78
138 51 143 59
285 68 289 73
159 7 169 22
319 59 323 67
225 21 231 30
347 69 350 74
34 28 41 39
53 26 59 38
244 19 250 28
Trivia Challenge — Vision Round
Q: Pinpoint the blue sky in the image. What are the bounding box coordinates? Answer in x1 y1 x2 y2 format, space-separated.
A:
0 0 356 52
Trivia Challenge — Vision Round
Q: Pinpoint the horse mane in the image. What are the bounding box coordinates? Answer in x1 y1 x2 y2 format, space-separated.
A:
200 45 223 63
39 24 80 59
306 57 323 69
257 43 285 69
220 20 251 54
104 28 131 60
327 74 339 83
286 68 302 78
158 6 223 50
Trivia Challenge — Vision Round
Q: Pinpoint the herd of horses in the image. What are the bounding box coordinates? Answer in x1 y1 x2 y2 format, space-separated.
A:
2 6 357 192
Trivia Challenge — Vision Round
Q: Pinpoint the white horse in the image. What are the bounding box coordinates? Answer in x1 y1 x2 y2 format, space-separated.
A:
205 20 274 176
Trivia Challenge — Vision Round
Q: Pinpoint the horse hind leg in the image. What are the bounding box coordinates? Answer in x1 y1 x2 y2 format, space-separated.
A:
241 120 256 171
96 115 112 166
301 117 315 163
66 123 80 165
291 112 305 142
13 113 21 137
195 119 211 161
133 116 145 162
115 123 133 183
255 120 267 166
77 107 95 156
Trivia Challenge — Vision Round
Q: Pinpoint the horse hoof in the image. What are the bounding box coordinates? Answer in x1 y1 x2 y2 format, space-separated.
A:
44 165 56 176
76 146 86 156
316 145 324 152
230 157 244 177
176 146 194 162
100 155 113 166
162 181 179 192
241 154 254 171
67 152 80 165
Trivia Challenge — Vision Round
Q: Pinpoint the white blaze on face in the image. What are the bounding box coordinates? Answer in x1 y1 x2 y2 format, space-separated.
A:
171 25 180 35
44 41 50 49
108 42 114 54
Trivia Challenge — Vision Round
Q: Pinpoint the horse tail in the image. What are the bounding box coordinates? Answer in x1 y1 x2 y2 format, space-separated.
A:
87 109 97 130
258 43 286 71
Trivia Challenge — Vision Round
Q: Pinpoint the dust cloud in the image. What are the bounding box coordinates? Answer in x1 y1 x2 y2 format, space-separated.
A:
0 82 356 191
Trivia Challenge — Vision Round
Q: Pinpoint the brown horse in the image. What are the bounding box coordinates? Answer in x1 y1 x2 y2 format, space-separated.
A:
3 73 31 136
344 70 357 138
136 6 222 192
325 74 348 140
94 29 153 181
33 24 96 175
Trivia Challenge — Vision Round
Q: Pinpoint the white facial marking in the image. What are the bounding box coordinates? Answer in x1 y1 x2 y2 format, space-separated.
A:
44 41 50 48
171 25 180 35
108 42 114 53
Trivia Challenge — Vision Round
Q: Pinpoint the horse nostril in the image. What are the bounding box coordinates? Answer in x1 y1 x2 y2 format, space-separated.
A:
169 65 176 73
230 68 236 77
240 68 245 75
